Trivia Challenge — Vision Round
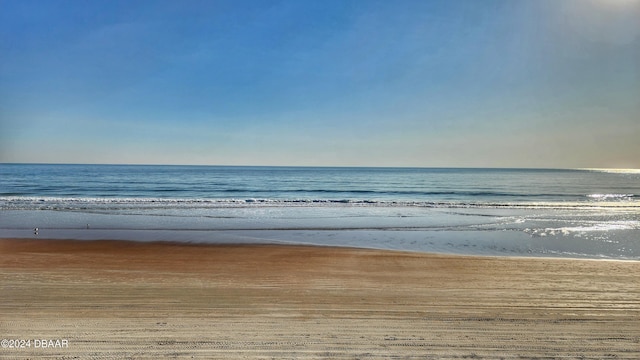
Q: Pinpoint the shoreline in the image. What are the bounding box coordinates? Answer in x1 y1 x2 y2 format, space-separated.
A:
2 236 639 262
2 238 640 358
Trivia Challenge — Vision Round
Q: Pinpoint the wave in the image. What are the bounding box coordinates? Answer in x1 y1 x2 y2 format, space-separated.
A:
7 184 637 201
587 194 635 201
212 188 573 198
1 195 638 211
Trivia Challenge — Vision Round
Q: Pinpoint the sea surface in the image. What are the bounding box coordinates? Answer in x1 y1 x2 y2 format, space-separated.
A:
1 164 639 259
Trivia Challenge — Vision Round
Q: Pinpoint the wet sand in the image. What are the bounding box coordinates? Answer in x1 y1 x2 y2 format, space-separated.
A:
1 238 639 359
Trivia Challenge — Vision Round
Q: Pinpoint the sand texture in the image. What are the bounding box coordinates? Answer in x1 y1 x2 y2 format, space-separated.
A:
1 239 639 359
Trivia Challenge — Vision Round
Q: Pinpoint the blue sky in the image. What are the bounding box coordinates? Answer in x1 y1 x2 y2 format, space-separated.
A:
1 0 639 167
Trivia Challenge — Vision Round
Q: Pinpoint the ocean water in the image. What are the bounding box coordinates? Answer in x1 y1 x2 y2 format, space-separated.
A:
1 164 639 259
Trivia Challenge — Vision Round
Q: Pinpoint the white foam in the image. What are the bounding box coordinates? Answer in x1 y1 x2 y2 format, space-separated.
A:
587 194 635 201
1 196 639 212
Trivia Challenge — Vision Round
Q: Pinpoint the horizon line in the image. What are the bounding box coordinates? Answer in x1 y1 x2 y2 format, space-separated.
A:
1 162 637 172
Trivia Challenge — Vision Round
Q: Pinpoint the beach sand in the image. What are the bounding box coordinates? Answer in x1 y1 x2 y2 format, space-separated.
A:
1 239 639 359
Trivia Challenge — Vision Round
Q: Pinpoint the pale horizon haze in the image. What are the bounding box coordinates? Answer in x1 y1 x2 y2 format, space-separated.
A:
1 0 639 168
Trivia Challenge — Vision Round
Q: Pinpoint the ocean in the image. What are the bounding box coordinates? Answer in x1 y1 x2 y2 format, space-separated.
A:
1 164 639 259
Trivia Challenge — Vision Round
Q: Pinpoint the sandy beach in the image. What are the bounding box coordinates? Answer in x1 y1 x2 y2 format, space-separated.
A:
1 239 639 359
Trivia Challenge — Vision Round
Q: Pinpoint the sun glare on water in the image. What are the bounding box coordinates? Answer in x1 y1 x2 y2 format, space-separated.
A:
581 168 640 174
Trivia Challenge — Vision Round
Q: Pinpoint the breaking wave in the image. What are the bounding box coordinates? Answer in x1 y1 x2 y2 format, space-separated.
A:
1 195 638 211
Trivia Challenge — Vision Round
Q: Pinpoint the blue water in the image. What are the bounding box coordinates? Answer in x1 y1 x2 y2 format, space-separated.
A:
1 164 639 259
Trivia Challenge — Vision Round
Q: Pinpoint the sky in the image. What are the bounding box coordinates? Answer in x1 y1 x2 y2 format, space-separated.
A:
1 0 639 168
